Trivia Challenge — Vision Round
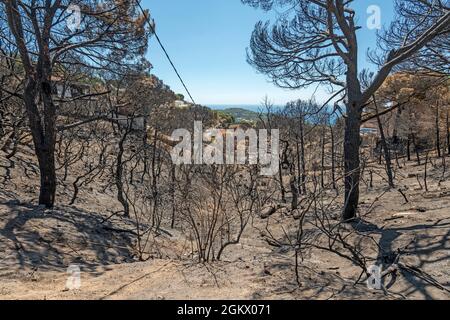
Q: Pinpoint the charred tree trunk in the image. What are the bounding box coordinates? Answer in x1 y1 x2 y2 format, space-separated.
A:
374 97 394 188
407 134 411 161
320 126 325 189
343 105 361 221
24 75 57 208
36 144 57 207
412 133 421 165
116 125 130 217
5 1 59 208
342 72 362 221
290 176 299 210
436 104 441 158
151 127 161 228
299 117 307 194
170 163 176 229
141 113 149 183
278 159 286 203
295 139 302 193
330 124 337 191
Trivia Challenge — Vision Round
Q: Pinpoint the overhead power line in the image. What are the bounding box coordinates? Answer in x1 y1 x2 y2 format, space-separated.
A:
135 0 196 105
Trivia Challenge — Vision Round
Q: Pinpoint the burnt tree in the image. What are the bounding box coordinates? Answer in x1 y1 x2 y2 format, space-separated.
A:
242 0 449 220
0 0 150 207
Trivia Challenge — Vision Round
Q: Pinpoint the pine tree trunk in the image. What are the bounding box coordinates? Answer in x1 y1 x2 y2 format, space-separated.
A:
116 127 130 217
436 105 441 158
299 118 307 194
342 101 362 221
37 147 56 207
295 140 302 194
23 76 57 208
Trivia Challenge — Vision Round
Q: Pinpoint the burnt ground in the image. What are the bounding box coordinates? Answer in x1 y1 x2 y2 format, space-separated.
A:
0 147 449 300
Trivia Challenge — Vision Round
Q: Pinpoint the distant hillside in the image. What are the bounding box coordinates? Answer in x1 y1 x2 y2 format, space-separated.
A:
218 108 260 123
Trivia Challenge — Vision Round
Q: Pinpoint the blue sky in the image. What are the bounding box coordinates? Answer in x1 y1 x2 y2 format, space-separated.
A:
144 0 395 106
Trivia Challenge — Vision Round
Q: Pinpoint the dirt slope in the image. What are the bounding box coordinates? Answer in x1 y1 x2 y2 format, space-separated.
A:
1 148 449 300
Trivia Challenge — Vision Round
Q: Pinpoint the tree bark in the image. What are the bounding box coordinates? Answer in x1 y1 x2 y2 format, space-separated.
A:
343 101 362 221
36 143 56 207
342 60 363 221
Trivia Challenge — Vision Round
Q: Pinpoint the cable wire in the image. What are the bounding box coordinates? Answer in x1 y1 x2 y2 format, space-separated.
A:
135 0 196 105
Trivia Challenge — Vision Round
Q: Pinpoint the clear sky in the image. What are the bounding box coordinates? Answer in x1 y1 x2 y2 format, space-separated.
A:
143 0 395 106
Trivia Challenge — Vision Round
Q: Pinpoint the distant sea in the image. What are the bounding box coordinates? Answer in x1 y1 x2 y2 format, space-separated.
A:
207 104 282 113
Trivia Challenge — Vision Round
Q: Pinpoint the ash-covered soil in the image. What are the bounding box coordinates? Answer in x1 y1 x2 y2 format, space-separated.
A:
1 147 449 300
